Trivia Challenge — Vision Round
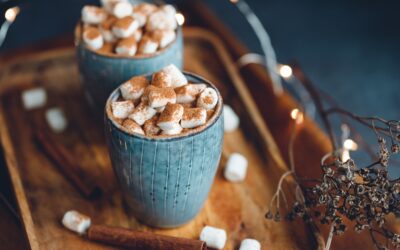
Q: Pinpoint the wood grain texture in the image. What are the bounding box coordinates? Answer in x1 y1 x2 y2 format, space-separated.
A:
180 2 382 249
0 28 318 250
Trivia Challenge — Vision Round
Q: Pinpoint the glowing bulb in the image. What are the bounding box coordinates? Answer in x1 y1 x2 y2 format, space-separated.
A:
175 13 185 26
278 64 292 79
290 108 304 124
230 0 239 3
5 7 20 22
342 150 350 162
343 139 358 151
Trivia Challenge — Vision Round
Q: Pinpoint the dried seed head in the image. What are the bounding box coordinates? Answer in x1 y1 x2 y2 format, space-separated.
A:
392 144 399 154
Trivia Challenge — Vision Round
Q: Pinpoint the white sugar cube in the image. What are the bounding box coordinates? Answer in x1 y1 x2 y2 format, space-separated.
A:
223 105 240 132
45 108 68 133
224 153 248 182
199 226 227 250
21 87 47 110
62 210 91 235
239 239 261 250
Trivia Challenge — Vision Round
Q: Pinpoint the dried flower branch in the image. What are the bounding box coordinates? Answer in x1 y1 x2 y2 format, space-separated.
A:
266 63 400 250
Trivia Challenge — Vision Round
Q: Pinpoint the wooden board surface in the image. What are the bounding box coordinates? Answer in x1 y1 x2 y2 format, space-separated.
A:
0 28 319 249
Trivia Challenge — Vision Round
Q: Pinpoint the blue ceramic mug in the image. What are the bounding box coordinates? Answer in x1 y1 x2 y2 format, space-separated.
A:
75 25 183 109
104 72 224 228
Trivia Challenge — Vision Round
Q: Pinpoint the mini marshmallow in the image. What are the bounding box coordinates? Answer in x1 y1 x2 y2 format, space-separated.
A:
224 153 248 182
131 11 147 27
148 87 176 108
99 16 117 43
115 36 137 56
175 83 207 104
199 226 227 250
111 1 133 18
62 210 91 235
141 85 159 102
101 0 128 13
137 35 159 55
133 29 143 42
151 71 172 88
111 100 134 119
81 5 107 25
146 9 177 31
143 116 161 135
122 119 144 135
157 103 184 130
112 16 139 38
223 104 240 132
133 3 157 16
45 107 68 133
129 102 157 125
160 4 177 18
160 64 187 88
21 87 47 110
83 27 104 50
161 123 182 135
120 76 149 100
197 87 218 110
239 239 261 250
181 108 207 129
151 29 176 49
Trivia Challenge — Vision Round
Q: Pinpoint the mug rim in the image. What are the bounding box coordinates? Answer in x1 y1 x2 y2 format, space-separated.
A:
105 71 223 142
74 22 182 60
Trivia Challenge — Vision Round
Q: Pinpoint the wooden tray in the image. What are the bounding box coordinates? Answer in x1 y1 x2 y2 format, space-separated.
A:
0 27 319 249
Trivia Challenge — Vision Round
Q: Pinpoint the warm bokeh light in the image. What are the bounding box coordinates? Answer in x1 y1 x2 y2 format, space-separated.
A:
175 13 185 26
278 64 293 79
290 108 304 124
230 0 239 3
344 139 358 151
5 7 20 22
342 150 350 162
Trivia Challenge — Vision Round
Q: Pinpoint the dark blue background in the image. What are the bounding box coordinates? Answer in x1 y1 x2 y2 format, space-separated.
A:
1 0 399 173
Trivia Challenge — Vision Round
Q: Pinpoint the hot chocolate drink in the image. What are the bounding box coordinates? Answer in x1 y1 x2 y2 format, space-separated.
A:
107 65 221 137
78 1 178 57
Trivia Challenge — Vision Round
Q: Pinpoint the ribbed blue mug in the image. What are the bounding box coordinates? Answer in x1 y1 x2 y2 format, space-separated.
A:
75 25 183 109
104 72 224 228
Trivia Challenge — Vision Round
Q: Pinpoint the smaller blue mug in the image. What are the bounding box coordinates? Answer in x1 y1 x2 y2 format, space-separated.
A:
75 24 183 109
104 72 224 228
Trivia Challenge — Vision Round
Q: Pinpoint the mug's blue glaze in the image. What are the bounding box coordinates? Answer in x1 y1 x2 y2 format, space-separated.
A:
104 73 224 228
77 27 183 109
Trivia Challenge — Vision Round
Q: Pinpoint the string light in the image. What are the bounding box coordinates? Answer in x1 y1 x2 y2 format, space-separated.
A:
277 64 293 79
340 124 358 161
5 7 20 22
175 12 185 26
0 6 20 47
230 0 283 96
290 108 304 124
343 139 358 151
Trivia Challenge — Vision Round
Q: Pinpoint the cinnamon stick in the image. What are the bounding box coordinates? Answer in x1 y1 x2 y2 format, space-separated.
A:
34 130 101 199
87 225 207 250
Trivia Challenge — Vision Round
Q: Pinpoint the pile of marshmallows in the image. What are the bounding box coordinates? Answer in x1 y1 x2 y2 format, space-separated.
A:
80 0 177 56
110 64 219 136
